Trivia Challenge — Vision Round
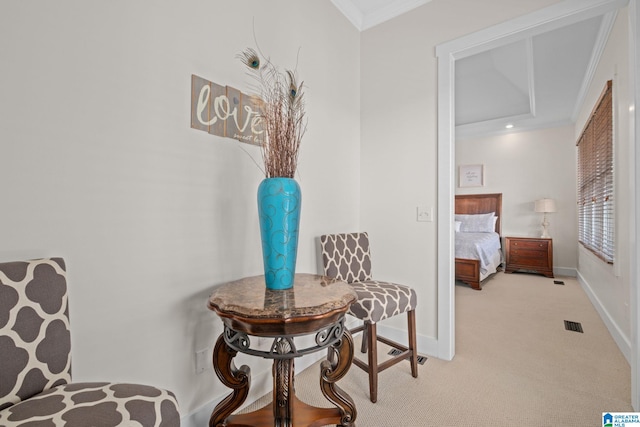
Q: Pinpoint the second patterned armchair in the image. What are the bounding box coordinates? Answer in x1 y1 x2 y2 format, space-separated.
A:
320 232 419 403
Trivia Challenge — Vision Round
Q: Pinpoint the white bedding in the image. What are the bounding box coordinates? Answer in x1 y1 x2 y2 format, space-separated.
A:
455 231 502 279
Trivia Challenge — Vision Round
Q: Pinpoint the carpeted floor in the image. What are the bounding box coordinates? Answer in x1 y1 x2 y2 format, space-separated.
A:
243 272 632 426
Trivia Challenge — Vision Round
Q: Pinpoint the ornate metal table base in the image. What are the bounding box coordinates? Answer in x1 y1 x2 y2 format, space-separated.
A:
207 274 358 427
209 326 356 427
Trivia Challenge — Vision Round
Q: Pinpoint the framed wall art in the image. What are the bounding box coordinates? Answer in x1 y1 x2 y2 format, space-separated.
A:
459 164 484 187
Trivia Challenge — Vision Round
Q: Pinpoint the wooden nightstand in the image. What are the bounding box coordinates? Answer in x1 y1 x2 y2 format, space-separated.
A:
504 237 554 278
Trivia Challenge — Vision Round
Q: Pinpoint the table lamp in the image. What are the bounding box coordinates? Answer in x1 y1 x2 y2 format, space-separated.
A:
534 198 556 238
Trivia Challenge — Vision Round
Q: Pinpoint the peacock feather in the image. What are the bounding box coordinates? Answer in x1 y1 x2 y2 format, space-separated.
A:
238 48 260 70
237 45 306 178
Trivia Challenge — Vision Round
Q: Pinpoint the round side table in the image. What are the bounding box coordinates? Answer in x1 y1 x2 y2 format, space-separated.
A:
207 273 358 427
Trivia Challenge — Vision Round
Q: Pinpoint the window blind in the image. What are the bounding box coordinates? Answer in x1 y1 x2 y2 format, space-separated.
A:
577 80 613 263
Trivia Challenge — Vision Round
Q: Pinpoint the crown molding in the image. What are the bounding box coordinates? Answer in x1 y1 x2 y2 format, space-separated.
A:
331 0 431 31
570 9 618 122
331 0 364 30
436 0 628 58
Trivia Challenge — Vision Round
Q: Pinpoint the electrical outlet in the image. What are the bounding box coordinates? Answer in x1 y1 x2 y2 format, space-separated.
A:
195 349 209 374
417 206 433 222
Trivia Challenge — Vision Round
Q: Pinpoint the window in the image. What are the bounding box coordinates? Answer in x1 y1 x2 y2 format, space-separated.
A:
577 80 614 263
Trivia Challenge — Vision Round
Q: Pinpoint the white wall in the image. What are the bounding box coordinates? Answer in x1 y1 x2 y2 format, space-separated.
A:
574 6 633 359
359 0 562 342
3 0 634 421
456 126 578 275
0 0 361 419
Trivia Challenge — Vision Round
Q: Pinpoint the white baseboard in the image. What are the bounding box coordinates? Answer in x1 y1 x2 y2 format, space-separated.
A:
376 323 438 357
181 349 329 427
577 271 631 364
554 267 577 277
181 318 437 426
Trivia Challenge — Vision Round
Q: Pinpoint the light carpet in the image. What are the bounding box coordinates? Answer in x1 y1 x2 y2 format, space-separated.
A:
243 272 632 426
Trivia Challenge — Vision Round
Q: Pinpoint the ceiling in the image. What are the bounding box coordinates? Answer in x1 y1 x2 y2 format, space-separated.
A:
331 0 615 139
330 0 432 31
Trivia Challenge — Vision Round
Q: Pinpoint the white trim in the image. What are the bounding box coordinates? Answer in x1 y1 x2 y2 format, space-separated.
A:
554 267 578 277
181 351 329 427
181 322 436 426
330 0 364 31
571 10 620 121
456 117 575 141
377 324 439 357
436 49 456 361
330 0 432 31
180 363 277 427
360 0 432 31
436 0 628 59
628 0 640 411
526 37 537 118
436 0 628 366
455 112 535 141
577 271 632 363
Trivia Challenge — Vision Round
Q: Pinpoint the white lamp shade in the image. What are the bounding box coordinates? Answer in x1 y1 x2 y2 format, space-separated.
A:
534 198 557 213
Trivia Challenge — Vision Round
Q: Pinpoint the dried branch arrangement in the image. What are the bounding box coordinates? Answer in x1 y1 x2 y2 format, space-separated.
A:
238 48 306 178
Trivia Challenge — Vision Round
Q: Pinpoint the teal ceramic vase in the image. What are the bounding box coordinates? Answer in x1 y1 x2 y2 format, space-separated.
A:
257 177 301 290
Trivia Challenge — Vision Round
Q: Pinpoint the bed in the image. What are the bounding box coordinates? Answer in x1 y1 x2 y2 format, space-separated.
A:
455 193 503 290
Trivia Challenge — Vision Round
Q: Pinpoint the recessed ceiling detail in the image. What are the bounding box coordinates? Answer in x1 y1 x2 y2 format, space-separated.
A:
331 1 618 139
455 14 611 140
456 39 533 126
331 0 431 31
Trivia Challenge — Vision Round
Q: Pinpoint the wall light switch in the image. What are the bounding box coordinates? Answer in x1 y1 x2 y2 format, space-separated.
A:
417 206 433 222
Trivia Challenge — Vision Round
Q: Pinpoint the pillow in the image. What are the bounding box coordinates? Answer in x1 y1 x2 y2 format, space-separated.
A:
455 212 496 233
455 221 462 232
454 212 494 222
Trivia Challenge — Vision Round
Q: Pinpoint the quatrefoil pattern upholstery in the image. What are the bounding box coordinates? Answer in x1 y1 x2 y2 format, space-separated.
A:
0 258 180 426
0 383 179 427
320 233 417 323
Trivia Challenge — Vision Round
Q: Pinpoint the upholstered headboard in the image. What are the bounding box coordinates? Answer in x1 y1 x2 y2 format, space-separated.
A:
455 193 502 236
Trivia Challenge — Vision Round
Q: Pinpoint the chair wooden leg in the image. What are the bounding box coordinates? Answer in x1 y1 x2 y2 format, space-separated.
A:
367 322 378 403
408 310 418 378
360 323 368 353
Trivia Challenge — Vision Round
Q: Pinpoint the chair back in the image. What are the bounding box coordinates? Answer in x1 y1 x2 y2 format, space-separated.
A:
320 232 373 283
0 258 71 411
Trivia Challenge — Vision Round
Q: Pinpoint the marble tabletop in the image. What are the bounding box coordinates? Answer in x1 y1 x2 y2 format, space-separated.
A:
208 273 357 321
207 274 359 427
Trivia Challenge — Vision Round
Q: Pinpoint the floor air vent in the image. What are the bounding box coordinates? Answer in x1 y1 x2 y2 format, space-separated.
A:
387 349 428 365
564 320 584 333
554 280 565 285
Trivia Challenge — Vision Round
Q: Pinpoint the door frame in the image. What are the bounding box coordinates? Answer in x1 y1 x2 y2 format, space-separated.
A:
435 3 634 410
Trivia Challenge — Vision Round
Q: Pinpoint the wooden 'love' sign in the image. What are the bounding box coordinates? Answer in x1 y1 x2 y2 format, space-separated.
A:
190 74 264 146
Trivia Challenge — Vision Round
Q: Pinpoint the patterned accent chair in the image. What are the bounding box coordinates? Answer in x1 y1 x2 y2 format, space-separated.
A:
0 258 180 426
320 232 418 403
